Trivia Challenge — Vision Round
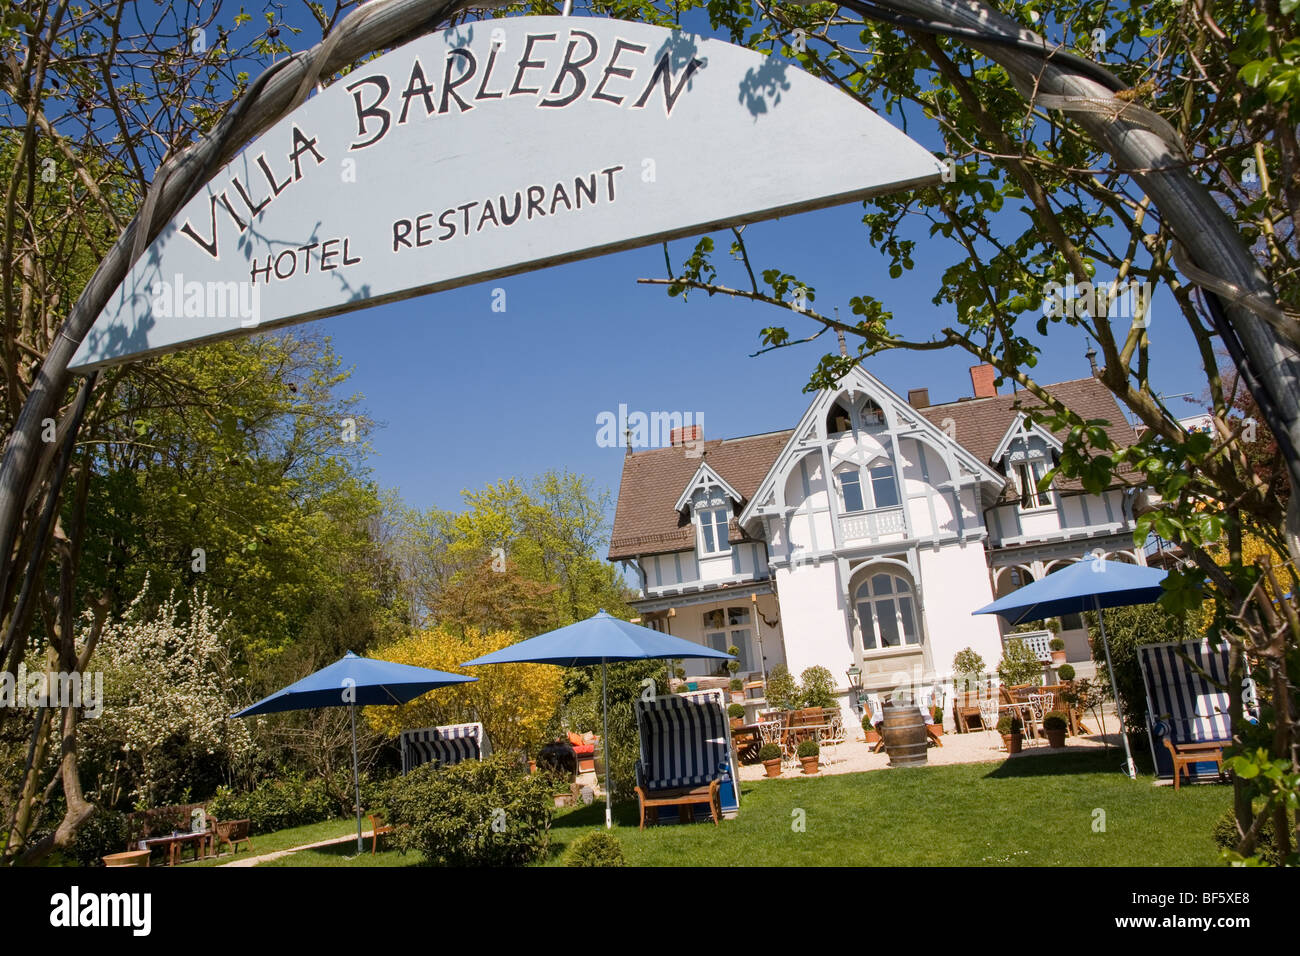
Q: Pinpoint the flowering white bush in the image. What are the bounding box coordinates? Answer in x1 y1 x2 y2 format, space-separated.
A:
79 581 252 806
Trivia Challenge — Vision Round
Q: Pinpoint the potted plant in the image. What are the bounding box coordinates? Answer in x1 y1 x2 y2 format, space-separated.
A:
758 743 783 778
1043 710 1069 748
997 714 1023 754
1057 663 1075 682
728 703 746 728
729 677 744 703
796 739 820 774
928 704 944 736
861 712 881 745
1049 637 1067 666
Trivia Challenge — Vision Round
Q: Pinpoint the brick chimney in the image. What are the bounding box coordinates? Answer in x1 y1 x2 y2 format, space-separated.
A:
669 424 703 447
969 364 998 399
907 388 930 408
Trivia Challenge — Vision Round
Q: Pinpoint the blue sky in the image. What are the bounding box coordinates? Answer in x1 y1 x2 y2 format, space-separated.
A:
272 7 1208 527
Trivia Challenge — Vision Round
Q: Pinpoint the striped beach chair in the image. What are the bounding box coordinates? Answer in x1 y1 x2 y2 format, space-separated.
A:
399 722 491 774
633 689 738 828
1138 640 1257 786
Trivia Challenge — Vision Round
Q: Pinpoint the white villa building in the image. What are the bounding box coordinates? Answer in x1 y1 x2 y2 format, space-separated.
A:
608 362 1148 723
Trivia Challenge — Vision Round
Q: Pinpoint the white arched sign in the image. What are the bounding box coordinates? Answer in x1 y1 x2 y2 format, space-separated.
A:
70 17 943 370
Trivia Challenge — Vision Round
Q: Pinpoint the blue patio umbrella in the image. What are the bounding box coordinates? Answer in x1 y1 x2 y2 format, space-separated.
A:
232 652 477 853
973 558 1169 778
462 610 734 828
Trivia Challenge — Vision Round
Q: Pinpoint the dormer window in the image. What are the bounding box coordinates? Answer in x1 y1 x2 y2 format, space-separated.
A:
1016 460 1053 510
698 506 731 555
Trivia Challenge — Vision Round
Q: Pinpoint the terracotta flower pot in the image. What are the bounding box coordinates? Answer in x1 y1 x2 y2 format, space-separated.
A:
1003 732 1023 754
1051 650 1067 665
799 755 820 775
863 730 881 744
762 758 783 778
927 723 943 737
1046 728 1067 748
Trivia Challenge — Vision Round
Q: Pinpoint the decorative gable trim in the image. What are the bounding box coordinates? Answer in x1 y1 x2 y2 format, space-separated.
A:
737 365 1005 530
990 413 1064 464
674 461 743 513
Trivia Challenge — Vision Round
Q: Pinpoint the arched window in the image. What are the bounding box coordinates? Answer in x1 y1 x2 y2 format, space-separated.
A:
855 572 920 651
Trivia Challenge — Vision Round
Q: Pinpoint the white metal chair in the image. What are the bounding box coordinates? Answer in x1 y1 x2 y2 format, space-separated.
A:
818 710 847 765
978 698 1000 742
1025 693 1054 747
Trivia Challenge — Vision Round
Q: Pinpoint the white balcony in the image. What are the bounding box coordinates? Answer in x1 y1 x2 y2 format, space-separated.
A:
840 506 906 542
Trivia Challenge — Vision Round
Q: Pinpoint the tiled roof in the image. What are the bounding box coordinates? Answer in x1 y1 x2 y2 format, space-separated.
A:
608 430 792 561
608 377 1139 559
918 377 1139 499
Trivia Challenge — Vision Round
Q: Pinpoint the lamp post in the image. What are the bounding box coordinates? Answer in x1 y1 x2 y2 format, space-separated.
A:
846 665 863 714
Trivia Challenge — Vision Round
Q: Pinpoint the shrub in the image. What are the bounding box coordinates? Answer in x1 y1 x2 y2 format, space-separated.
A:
369 627 563 757
727 703 745 720
998 638 1043 686
727 647 741 676
861 713 876 730
796 739 819 758
997 714 1022 735
1057 663 1076 681
765 664 799 711
758 743 782 762
729 678 743 691
798 666 837 709
1043 711 1069 731
207 773 342 833
387 754 553 867
1212 809 1279 865
565 830 626 867
1049 637 1066 652
69 808 132 866
1089 605 1202 733
930 706 943 725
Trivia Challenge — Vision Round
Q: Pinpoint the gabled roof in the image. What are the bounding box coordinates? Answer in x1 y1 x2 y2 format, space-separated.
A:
608 431 792 561
673 461 743 512
989 413 1064 462
918 377 1139 499
607 374 1141 561
736 365 1004 529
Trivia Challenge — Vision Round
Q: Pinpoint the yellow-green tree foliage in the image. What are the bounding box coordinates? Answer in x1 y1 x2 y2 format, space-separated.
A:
366 628 562 756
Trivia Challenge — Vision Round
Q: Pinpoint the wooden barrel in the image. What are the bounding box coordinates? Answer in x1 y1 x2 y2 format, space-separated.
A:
881 703 928 767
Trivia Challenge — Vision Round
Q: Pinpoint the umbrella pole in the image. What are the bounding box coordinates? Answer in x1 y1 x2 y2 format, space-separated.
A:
351 702 363 854
1095 597 1137 779
602 659 612 829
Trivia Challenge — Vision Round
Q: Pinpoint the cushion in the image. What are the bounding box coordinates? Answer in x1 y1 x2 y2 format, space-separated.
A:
567 732 584 747
572 745 595 757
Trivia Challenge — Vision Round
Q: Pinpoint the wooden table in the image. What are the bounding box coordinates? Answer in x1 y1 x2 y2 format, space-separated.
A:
143 830 212 866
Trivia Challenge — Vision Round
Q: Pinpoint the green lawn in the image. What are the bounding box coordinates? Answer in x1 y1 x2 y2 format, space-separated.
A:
239 750 1231 867
181 817 362 867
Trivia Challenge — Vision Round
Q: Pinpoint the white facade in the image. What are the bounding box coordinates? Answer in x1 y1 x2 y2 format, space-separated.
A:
614 365 1145 728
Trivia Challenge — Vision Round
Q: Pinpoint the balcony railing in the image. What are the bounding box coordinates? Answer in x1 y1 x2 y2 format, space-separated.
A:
840 507 906 542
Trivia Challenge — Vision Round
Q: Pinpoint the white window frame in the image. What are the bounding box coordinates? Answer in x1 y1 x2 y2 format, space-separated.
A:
854 572 921 653
1015 458 1054 512
696 505 732 556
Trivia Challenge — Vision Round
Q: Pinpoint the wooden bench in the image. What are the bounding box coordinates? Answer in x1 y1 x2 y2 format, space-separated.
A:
1163 738 1228 790
213 818 253 856
634 779 721 830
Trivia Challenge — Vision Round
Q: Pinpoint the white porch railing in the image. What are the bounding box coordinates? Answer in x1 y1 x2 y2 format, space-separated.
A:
840 506 906 542
1005 629 1053 662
